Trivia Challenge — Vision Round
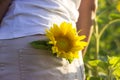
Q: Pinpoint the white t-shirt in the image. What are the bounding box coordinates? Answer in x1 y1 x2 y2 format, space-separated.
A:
0 0 81 39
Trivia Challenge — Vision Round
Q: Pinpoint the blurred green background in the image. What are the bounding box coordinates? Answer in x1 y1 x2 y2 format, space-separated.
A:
84 0 120 80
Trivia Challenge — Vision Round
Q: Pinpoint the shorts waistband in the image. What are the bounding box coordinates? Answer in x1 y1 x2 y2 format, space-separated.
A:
0 35 47 49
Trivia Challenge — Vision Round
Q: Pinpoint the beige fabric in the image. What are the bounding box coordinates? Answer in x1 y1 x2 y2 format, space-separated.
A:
0 35 85 80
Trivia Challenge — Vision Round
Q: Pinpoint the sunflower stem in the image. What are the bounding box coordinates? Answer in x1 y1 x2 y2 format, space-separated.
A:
93 18 99 77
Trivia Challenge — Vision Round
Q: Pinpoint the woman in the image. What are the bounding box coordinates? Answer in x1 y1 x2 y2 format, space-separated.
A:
0 0 97 80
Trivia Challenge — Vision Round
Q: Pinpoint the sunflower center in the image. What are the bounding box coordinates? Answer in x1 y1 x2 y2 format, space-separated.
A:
56 38 71 52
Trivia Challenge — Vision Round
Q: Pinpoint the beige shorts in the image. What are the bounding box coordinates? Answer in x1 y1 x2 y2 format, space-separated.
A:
0 35 85 80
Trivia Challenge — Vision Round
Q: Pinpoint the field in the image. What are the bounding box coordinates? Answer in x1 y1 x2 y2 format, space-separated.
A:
84 0 120 80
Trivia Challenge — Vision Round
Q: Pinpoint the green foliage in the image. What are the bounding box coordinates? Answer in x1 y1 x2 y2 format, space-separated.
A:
84 0 120 80
30 40 52 50
87 56 120 80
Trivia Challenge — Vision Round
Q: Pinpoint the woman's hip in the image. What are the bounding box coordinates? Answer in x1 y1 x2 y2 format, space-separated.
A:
0 35 85 80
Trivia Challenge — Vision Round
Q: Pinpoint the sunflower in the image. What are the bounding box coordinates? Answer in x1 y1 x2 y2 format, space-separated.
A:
46 22 87 63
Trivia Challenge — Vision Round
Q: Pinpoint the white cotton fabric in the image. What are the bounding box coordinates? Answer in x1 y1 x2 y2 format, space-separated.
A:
0 0 81 39
0 35 85 80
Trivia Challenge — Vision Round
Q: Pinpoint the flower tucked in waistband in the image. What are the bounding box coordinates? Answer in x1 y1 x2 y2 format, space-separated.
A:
30 22 87 63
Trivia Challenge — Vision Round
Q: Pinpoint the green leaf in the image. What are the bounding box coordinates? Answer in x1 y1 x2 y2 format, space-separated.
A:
113 68 120 77
109 13 120 19
98 61 109 73
30 40 52 50
88 60 101 67
108 56 120 67
87 76 104 80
